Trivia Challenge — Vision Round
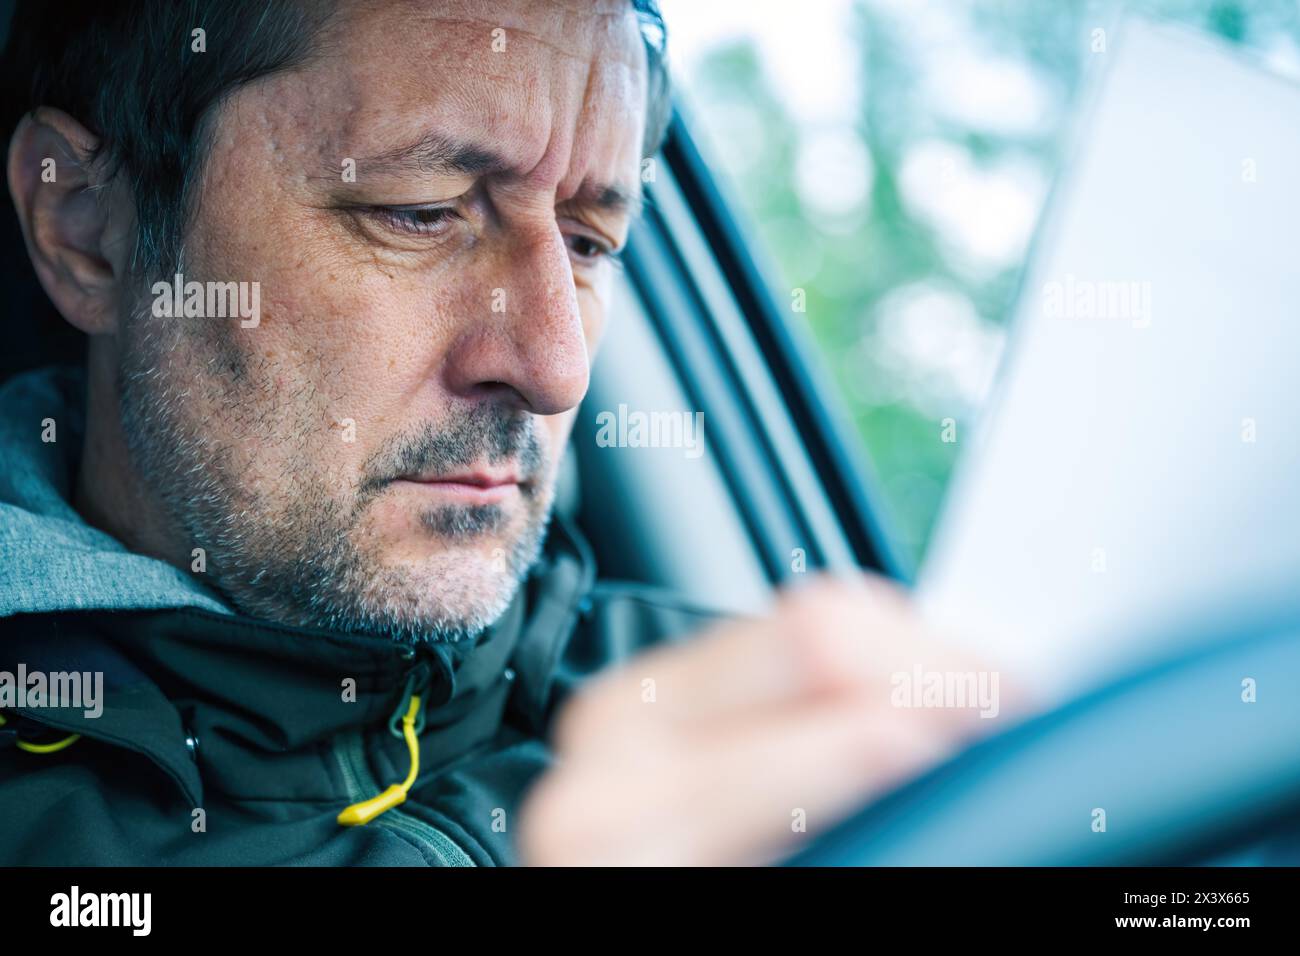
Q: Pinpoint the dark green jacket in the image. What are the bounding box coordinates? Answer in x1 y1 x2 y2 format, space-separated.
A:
0 518 719 865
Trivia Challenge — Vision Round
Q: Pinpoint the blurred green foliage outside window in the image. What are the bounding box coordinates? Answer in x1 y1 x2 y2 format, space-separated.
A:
659 0 1300 563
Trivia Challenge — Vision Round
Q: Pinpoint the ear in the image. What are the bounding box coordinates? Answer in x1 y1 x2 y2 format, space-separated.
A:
6 106 135 336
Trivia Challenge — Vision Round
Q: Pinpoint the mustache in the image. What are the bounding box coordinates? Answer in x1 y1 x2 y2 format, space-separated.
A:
358 406 545 497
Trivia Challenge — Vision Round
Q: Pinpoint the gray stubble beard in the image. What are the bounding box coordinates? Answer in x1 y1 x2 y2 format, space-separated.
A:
114 300 554 645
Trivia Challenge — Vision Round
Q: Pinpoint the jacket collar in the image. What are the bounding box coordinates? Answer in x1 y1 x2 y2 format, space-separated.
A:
0 515 595 807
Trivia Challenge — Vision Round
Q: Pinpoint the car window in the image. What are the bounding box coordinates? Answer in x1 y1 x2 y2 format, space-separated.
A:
658 0 1300 563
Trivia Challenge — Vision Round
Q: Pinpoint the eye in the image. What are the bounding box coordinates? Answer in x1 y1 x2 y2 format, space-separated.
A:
371 205 461 236
566 232 616 262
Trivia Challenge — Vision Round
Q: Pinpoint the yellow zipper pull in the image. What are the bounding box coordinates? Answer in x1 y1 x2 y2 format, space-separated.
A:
337 695 422 826
0 712 82 754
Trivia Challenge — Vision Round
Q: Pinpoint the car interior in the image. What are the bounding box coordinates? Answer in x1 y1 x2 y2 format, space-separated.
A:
576 119 908 613
4 86 1298 871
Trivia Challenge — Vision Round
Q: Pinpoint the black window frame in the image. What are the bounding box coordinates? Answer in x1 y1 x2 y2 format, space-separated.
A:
623 110 912 584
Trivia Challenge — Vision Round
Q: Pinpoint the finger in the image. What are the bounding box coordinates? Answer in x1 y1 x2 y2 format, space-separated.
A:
555 574 1001 750
522 695 958 866
553 577 884 742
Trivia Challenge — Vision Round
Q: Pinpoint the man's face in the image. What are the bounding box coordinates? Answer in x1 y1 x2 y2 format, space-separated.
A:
118 0 648 641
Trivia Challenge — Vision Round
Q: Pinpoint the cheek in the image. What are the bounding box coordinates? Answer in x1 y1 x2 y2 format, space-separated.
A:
188 272 430 488
251 256 453 399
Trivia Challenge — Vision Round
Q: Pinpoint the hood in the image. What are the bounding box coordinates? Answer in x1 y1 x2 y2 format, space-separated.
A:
0 366 231 617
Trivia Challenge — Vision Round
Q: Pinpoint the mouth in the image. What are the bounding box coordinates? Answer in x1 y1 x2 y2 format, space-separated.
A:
391 468 524 506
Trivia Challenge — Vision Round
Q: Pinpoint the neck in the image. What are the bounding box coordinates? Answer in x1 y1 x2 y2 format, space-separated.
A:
73 339 189 570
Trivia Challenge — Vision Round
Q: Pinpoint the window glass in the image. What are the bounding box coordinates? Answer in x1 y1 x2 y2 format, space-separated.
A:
658 0 1300 562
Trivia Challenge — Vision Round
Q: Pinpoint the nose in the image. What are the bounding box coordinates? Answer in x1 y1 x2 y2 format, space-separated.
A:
442 226 590 416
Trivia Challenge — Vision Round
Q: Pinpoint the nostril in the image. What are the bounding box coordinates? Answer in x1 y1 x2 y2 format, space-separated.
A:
470 380 531 410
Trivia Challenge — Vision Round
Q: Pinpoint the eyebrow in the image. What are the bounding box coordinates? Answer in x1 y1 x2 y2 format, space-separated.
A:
353 130 509 178
349 128 643 218
567 179 644 219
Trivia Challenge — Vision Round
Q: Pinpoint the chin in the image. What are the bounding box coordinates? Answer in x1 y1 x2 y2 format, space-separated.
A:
411 546 513 590
335 553 519 645
340 490 551 642
403 543 524 616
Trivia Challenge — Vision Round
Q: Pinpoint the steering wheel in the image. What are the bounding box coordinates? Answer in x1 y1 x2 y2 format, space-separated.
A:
785 620 1300 865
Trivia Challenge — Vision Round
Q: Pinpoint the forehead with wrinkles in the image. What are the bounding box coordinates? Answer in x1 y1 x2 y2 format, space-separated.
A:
248 0 649 206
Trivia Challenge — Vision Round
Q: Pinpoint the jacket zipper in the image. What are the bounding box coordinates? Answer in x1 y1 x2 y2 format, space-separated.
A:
331 663 476 867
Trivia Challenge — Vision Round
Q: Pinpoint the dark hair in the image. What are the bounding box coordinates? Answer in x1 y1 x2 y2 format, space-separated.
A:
633 0 672 164
0 0 671 280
